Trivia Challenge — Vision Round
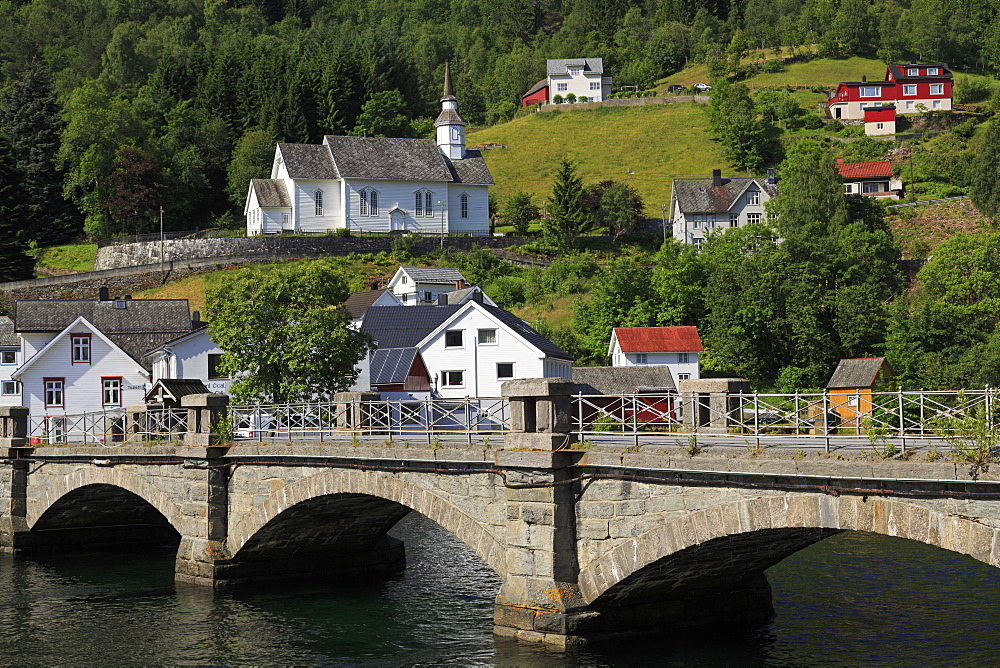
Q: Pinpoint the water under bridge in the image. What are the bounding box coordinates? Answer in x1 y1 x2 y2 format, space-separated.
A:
1 380 999 646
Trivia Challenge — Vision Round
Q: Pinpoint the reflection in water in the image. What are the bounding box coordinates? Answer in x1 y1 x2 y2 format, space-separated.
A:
0 513 998 664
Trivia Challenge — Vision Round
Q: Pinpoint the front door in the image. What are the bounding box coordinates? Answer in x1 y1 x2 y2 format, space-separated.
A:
390 209 405 231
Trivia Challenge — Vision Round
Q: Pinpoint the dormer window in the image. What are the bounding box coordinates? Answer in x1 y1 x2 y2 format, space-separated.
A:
860 86 881 97
314 189 324 216
907 68 919 76
928 67 939 75
569 68 582 76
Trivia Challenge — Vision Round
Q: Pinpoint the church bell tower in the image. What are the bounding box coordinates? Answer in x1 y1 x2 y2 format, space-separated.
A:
435 62 467 160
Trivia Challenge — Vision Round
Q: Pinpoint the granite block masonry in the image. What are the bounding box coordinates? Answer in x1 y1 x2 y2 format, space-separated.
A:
0 383 998 646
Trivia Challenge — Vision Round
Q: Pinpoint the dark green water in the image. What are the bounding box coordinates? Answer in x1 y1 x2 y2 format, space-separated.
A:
1 513 999 665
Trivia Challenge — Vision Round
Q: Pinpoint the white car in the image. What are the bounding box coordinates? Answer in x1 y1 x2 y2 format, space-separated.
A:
693 83 712 91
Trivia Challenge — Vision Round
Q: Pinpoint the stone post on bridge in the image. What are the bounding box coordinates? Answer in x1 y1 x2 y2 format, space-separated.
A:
174 393 232 588
333 391 381 432
495 379 592 646
678 378 751 433
0 406 30 551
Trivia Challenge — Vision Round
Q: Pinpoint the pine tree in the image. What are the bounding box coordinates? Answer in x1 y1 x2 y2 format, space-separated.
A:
0 136 35 281
545 158 589 246
0 65 82 244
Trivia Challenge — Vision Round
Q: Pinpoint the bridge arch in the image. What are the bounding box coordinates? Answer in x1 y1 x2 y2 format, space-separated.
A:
27 467 186 535
579 494 1000 605
227 469 506 575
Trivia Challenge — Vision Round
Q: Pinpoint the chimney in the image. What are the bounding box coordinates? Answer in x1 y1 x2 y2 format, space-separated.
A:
766 168 777 185
192 310 201 323
836 156 845 165
98 286 109 301
124 294 132 300
862 75 867 82
437 294 449 305
370 281 379 290
471 289 484 304
455 279 466 290
711 169 722 187
910 58 917 65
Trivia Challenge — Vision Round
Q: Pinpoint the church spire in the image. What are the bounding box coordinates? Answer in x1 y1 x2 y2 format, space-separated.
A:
435 61 466 160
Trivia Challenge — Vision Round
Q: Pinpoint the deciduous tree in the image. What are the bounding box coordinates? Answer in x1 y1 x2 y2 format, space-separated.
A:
205 260 373 403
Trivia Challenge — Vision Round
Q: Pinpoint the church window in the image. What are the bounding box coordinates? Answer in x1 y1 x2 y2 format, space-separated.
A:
370 191 378 215
460 193 469 218
359 190 368 216
414 190 434 216
314 189 323 216
425 192 433 215
415 192 423 216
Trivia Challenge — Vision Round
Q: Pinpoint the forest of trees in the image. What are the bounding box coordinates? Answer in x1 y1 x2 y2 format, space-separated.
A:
0 0 996 247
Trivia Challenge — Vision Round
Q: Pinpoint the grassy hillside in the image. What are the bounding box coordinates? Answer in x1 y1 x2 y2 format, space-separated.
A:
470 103 726 214
33 244 97 272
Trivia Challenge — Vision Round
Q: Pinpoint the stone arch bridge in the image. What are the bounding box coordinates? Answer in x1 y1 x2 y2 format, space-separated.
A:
1 380 999 646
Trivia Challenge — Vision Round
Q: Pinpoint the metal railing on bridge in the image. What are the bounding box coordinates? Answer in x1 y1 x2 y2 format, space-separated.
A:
23 388 1000 451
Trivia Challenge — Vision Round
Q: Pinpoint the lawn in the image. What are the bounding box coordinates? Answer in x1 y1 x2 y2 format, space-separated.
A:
33 244 97 272
469 103 726 215
657 55 887 92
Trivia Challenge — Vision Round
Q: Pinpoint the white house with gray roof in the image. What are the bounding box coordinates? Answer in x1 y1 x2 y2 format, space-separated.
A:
670 169 779 247
245 64 492 236
546 58 612 103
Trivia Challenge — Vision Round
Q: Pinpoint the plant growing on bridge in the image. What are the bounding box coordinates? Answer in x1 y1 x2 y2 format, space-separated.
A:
932 394 1000 480
863 417 899 460
205 259 373 404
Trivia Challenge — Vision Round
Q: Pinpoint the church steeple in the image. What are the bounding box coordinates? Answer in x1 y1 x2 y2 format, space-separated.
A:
435 61 466 160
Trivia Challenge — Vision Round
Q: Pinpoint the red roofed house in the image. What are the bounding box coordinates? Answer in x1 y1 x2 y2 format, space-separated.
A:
836 157 903 199
827 62 952 121
609 326 703 385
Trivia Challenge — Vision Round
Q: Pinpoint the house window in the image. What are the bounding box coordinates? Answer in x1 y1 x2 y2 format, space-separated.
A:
208 354 227 379
44 378 64 408
423 290 433 302
443 370 464 387
678 352 689 364
928 67 939 75
71 335 91 364
844 184 853 193
860 86 881 97
705 216 714 229
692 215 701 229
1 380 18 395
557 83 567 91
729 213 739 227
876 122 884 129
314 189 324 216
590 82 600 90
460 193 469 218
678 373 690 381
636 353 647 364
693 239 703 249
445 330 463 347
930 84 944 95
932 100 941 109
907 68 918 76
746 190 760 205
569 68 581 76
282 213 290 227
747 213 762 225
102 377 122 407
0 350 15 365
906 101 915 109
415 192 423 216
497 363 514 379
903 84 917 96
478 329 497 345
862 181 890 193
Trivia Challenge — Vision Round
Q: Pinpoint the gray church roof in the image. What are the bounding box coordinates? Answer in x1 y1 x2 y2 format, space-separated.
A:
672 177 778 214
277 143 338 179
323 136 454 182
369 348 420 385
445 150 494 185
434 108 467 127
14 298 196 369
250 179 291 207
572 366 676 394
547 58 604 75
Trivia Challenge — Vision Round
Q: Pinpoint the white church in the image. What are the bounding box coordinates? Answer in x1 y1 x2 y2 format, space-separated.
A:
244 65 493 236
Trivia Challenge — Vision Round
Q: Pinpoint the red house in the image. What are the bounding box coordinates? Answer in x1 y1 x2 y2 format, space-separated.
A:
863 104 896 135
828 62 952 120
521 79 549 107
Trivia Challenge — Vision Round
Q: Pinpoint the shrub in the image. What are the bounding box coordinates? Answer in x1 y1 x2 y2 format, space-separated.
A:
566 93 577 103
553 94 563 104
802 114 825 130
837 123 865 137
761 59 785 73
954 75 995 104
952 118 978 139
809 85 826 94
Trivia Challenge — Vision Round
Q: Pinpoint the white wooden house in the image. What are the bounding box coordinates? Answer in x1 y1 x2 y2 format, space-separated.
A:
546 58 612 103
609 326 703 387
359 297 572 399
148 326 233 395
245 65 492 236
671 170 779 247
9 292 199 418
0 318 22 407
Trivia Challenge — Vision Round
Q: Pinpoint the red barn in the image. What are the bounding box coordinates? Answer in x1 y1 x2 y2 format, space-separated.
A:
828 62 952 120
521 79 549 107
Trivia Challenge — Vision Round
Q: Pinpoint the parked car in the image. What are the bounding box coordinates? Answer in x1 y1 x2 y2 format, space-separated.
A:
693 83 712 91
667 84 686 93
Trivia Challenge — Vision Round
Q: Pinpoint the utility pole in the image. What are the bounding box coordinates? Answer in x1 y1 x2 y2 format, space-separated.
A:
439 200 444 251
661 203 667 245
159 206 165 269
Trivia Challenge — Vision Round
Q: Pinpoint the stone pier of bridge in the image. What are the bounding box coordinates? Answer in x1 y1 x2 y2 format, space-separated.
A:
1 381 1000 646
